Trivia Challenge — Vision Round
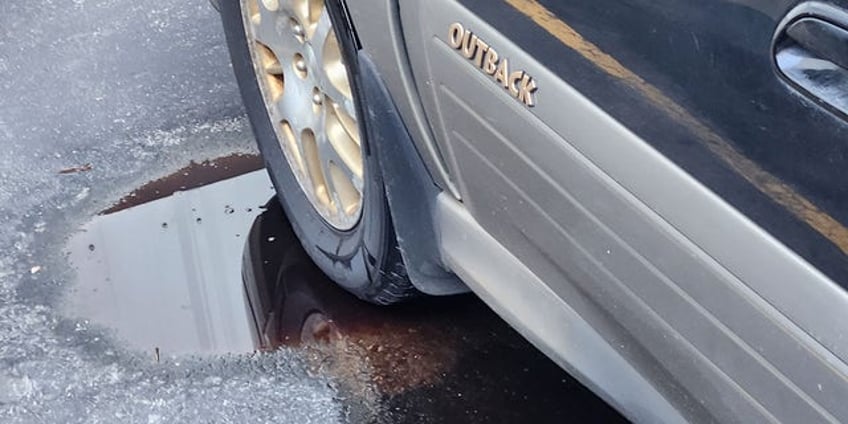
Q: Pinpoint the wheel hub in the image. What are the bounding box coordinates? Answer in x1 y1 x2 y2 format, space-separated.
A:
242 0 363 230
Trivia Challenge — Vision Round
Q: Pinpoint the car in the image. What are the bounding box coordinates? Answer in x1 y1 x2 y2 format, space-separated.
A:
218 0 848 421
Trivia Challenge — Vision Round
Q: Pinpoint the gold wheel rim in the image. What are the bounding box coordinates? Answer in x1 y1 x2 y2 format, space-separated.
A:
242 0 363 230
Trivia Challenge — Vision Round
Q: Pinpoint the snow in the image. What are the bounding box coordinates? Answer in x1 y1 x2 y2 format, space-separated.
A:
0 0 345 422
0 118 346 422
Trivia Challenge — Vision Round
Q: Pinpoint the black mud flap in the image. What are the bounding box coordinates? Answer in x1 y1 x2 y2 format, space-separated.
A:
357 53 467 296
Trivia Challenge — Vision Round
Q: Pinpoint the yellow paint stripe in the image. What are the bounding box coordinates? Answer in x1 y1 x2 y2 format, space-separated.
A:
505 0 848 257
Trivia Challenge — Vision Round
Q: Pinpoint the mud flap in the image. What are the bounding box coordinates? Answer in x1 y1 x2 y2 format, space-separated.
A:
357 52 467 295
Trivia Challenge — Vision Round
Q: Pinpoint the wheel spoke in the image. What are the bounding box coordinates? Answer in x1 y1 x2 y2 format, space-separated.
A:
328 161 362 217
314 8 353 103
274 82 310 128
330 100 360 147
325 100 363 183
320 136 363 193
310 7 333 57
278 120 305 177
289 0 323 39
316 68 357 124
340 97 358 127
249 0 303 63
318 76 355 121
301 128 334 210
241 0 363 230
250 41 285 105
250 0 277 47
305 0 324 33
316 130 362 215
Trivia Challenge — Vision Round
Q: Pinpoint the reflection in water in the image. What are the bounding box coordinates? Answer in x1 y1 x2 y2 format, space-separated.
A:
244 201 626 423
64 169 274 357
64 160 623 422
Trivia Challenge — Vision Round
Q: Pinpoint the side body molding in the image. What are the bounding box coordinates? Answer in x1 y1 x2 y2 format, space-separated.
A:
435 194 685 424
401 0 848 422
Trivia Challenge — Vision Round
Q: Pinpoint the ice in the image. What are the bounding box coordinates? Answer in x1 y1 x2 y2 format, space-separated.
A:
0 0 345 422
0 375 34 404
0 110 346 423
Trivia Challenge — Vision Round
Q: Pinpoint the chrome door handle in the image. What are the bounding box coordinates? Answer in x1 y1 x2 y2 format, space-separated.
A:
775 5 848 117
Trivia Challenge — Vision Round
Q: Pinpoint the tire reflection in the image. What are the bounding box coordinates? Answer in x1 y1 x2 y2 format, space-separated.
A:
243 200 626 423
64 158 624 423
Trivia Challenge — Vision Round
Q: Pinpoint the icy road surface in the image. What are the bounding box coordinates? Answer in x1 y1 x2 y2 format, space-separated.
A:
0 1 343 422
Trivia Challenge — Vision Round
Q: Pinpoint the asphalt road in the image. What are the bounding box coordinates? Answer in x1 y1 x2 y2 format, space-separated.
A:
0 0 623 422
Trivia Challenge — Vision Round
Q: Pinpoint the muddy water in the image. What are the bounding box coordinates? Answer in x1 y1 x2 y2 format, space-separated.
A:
243 199 626 423
62 157 626 423
102 154 265 214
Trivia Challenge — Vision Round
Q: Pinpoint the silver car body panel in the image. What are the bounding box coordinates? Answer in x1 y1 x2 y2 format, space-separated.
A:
346 0 848 421
346 0 459 198
435 193 686 423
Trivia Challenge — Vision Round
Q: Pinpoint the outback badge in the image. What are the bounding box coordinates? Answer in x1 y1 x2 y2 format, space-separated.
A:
448 22 538 107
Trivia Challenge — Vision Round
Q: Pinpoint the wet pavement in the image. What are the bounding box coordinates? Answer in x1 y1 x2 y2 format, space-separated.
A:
244 199 626 423
62 158 626 423
0 0 623 421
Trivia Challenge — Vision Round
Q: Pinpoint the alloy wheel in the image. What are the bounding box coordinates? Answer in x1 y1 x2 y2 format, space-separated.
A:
242 0 363 230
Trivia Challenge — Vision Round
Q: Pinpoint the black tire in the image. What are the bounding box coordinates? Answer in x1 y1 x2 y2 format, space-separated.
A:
220 0 419 304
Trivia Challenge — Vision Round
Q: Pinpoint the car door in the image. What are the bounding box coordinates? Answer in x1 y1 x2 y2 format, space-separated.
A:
400 0 848 422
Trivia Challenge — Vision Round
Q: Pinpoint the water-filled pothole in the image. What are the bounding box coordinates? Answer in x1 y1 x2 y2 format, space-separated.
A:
62 155 624 422
242 194 626 423
63 157 273 357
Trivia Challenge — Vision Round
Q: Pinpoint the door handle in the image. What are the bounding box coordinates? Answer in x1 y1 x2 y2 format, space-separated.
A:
775 7 848 117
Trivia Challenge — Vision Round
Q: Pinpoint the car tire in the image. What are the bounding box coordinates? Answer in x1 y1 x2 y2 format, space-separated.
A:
220 0 419 304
